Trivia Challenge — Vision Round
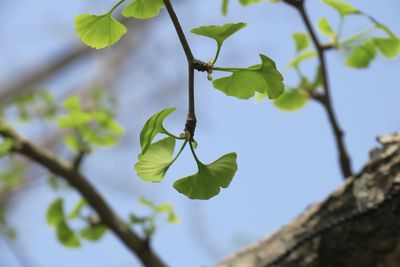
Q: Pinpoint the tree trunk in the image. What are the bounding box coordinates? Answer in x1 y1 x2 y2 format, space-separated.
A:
217 133 400 267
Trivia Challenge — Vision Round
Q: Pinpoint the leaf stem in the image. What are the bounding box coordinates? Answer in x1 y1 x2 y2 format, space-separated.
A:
109 0 126 14
212 45 222 65
189 140 202 165
171 140 188 164
213 67 249 72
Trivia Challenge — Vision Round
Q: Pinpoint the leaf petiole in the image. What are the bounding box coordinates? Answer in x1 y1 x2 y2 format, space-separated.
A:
212 45 222 65
213 66 250 72
171 140 188 164
163 129 186 140
189 141 202 165
109 0 126 15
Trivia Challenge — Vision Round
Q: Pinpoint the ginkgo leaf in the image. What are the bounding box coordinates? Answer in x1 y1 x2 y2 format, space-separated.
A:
135 137 175 182
173 153 237 200
274 89 308 111
239 0 262 5
139 108 176 154
346 40 376 68
288 51 317 68
80 225 107 241
122 0 165 19
317 17 335 37
372 37 400 59
213 54 284 100
293 32 310 52
191 22 247 50
322 0 358 17
75 14 127 49
56 222 81 248
47 198 64 227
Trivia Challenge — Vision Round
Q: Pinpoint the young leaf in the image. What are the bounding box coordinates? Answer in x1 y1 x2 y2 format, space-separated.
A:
75 14 127 49
80 225 107 241
317 17 335 38
292 32 310 52
173 153 237 200
191 22 246 63
0 139 14 158
47 198 64 227
322 0 358 17
345 41 376 68
135 137 175 182
222 0 229 15
56 222 81 248
122 0 165 19
213 54 284 100
139 108 176 154
274 89 308 111
239 0 262 5
372 37 400 59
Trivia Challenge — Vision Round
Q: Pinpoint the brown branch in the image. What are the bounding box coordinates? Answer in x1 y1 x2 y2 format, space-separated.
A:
285 1 353 179
217 133 400 267
0 123 166 267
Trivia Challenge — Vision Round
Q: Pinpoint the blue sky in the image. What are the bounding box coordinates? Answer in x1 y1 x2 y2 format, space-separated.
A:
1 0 399 267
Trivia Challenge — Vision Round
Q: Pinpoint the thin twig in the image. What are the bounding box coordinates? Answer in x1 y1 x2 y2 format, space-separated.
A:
0 123 166 267
285 0 353 179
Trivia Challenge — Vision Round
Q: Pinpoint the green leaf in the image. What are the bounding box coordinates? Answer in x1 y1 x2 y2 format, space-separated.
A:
122 0 165 19
75 13 127 49
317 17 335 37
173 153 237 200
135 137 175 182
222 0 229 15
191 22 247 48
345 40 376 68
274 89 308 111
47 198 64 227
292 32 310 52
322 0 358 17
239 0 262 5
0 139 14 158
139 108 176 154
129 214 148 224
56 222 81 248
372 37 400 59
213 54 284 100
80 225 107 241
69 199 87 219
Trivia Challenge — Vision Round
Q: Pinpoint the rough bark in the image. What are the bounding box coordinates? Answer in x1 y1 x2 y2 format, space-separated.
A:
218 132 400 267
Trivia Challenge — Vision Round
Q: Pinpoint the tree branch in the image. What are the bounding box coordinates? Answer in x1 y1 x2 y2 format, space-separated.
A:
0 123 166 267
285 1 353 179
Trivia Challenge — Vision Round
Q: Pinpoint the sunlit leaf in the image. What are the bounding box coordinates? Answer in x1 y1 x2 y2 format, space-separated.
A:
47 198 64 227
274 89 308 111
75 13 127 49
346 40 376 68
322 0 358 17
317 17 335 37
80 225 107 241
372 37 400 59
191 22 247 49
293 32 310 52
173 153 237 200
135 137 175 182
122 0 165 19
139 108 176 154
56 222 81 248
213 54 284 100
69 199 87 219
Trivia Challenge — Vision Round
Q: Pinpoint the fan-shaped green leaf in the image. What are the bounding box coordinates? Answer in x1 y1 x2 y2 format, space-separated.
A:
289 51 317 68
274 89 308 111
191 22 247 48
213 54 284 100
47 198 64 226
122 0 165 19
317 17 335 37
80 225 107 241
173 153 237 200
56 222 81 248
322 0 358 17
372 37 400 59
75 14 127 49
139 108 176 154
135 137 175 182
346 41 376 68
293 32 310 52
